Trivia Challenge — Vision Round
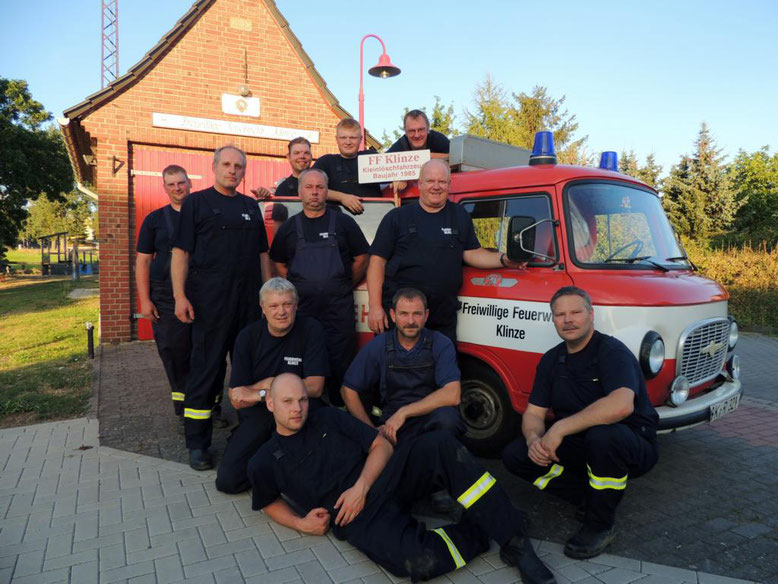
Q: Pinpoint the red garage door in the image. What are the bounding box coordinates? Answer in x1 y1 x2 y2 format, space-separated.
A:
132 145 288 340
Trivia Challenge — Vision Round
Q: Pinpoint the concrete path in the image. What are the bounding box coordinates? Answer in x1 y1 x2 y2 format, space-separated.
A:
0 418 756 584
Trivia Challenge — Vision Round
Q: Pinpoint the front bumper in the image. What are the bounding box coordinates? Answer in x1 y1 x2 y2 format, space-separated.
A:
656 378 742 431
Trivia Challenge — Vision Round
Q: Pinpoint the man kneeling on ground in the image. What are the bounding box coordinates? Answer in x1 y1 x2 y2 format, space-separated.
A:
215 278 329 494
502 286 659 559
248 373 556 584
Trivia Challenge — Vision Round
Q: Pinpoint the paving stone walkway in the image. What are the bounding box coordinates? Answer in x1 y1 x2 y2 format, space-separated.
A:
0 418 756 584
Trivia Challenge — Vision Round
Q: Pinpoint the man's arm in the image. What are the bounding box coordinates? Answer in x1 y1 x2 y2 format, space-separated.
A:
430 152 449 160
380 381 460 445
135 253 158 322
333 434 394 526
366 255 388 333
463 247 526 270
272 261 288 279
351 253 368 285
229 375 325 409
326 190 364 215
171 248 195 323
341 386 376 427
262 498 331 536
540 388 635 461
521 403 553 467
260 251 271 284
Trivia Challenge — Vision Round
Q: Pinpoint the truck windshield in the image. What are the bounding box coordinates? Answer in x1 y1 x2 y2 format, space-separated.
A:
566 182 689 269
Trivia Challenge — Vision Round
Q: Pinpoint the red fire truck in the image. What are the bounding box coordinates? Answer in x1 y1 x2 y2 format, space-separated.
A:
263 132 742 455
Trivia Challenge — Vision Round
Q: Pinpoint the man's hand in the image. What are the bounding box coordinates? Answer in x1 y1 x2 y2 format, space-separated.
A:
297 508 331 535
367 305 388 335
228 386 263 410
175 296 195 323
505 259 529 270
334 482 368 526
379 409 407 445
538 425 563 463
527 434 554 467
341 194 364 215
251 186 273 200
139 299 159 323
392 181 407 194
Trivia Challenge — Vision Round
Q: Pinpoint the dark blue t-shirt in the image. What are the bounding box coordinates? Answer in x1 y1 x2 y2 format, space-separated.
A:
136 205 180 282
275 175 298 197
530 330 659 433
249 408 378 512
386 129 450 154
269 209 369 279
313 151 382 198
172 186 269 272
343 328 460 404
229 316 329 387
370 201 480 264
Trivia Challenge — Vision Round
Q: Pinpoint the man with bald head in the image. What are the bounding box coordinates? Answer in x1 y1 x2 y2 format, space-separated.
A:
367 159 525 344
247 373 555 584
171 145 271 470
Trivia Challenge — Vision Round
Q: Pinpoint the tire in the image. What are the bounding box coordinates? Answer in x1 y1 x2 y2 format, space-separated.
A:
459 359 518 458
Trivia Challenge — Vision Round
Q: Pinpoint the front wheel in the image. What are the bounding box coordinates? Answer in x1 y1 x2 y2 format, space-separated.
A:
459 360 518 457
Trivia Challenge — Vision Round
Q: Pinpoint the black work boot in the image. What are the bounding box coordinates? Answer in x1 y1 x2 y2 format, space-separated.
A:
189 449 213 471
500 536 556 584
564 524 616 559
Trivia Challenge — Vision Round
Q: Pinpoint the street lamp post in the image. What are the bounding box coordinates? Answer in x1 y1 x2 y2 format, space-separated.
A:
358 34 400 150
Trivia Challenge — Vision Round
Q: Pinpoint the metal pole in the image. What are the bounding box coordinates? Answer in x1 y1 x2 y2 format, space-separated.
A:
85 322 95 359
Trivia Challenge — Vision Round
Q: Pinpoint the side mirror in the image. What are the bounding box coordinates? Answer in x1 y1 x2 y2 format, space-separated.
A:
507 216 537 262
507 216 557 264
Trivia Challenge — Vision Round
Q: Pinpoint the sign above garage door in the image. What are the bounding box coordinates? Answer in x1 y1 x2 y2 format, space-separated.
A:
152 112 319 143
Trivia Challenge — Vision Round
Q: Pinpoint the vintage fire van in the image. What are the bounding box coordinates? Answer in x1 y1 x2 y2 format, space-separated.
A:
263 132 742 455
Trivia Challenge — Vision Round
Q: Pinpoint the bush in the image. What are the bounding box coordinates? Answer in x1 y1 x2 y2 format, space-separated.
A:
686 240 778 331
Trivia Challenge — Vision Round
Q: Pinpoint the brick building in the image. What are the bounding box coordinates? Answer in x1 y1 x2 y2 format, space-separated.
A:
60 0 376 343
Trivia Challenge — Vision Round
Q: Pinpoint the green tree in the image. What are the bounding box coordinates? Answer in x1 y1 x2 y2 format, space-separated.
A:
619 150 640 177
730 146 778 243
20 191 94 244
662 123 738 239
464 77 587 160
636 153 663 191
0 78 73 255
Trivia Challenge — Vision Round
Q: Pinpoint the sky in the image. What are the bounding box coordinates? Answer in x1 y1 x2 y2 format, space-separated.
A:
1 0 776 176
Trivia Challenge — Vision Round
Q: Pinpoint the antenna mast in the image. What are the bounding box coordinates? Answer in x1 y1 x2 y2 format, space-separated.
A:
101 0 119 88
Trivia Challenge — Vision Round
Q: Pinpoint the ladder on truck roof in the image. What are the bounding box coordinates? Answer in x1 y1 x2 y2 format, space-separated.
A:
449 134 531 172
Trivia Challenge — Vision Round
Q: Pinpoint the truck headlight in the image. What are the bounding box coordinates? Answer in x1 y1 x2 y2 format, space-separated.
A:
669 376 690 406
727 354 741 380
728 317 738 350
639 331 665 379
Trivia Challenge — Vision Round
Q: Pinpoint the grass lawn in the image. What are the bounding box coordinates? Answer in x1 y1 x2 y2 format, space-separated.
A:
4 248 43 273
0 275 99 427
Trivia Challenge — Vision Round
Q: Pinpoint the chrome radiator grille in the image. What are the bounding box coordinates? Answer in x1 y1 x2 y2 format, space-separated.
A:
678 318 730 386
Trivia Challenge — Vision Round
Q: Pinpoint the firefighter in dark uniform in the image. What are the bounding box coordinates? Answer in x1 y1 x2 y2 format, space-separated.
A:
313 118 381 214
252 135 364 214
270 168 369 406
251 136 313 199
248 373 556 584
502 286 659 559
215 278 329 494
341 288 463 445
171 145 271 471
367 159 525 345
135 164 191 425
387 109 450 194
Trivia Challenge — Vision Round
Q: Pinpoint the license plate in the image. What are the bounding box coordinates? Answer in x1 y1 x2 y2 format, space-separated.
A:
709 394 740 423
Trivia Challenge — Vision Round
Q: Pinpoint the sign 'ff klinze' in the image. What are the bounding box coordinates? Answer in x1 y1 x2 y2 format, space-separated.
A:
358 150 431 184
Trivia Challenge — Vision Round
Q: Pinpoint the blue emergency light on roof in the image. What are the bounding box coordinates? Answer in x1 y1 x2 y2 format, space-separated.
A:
599 151 618 172
529 131 557 166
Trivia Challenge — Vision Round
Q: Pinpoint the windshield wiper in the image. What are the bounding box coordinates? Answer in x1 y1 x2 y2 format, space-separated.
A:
665 255 698 271
605 256 669 272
